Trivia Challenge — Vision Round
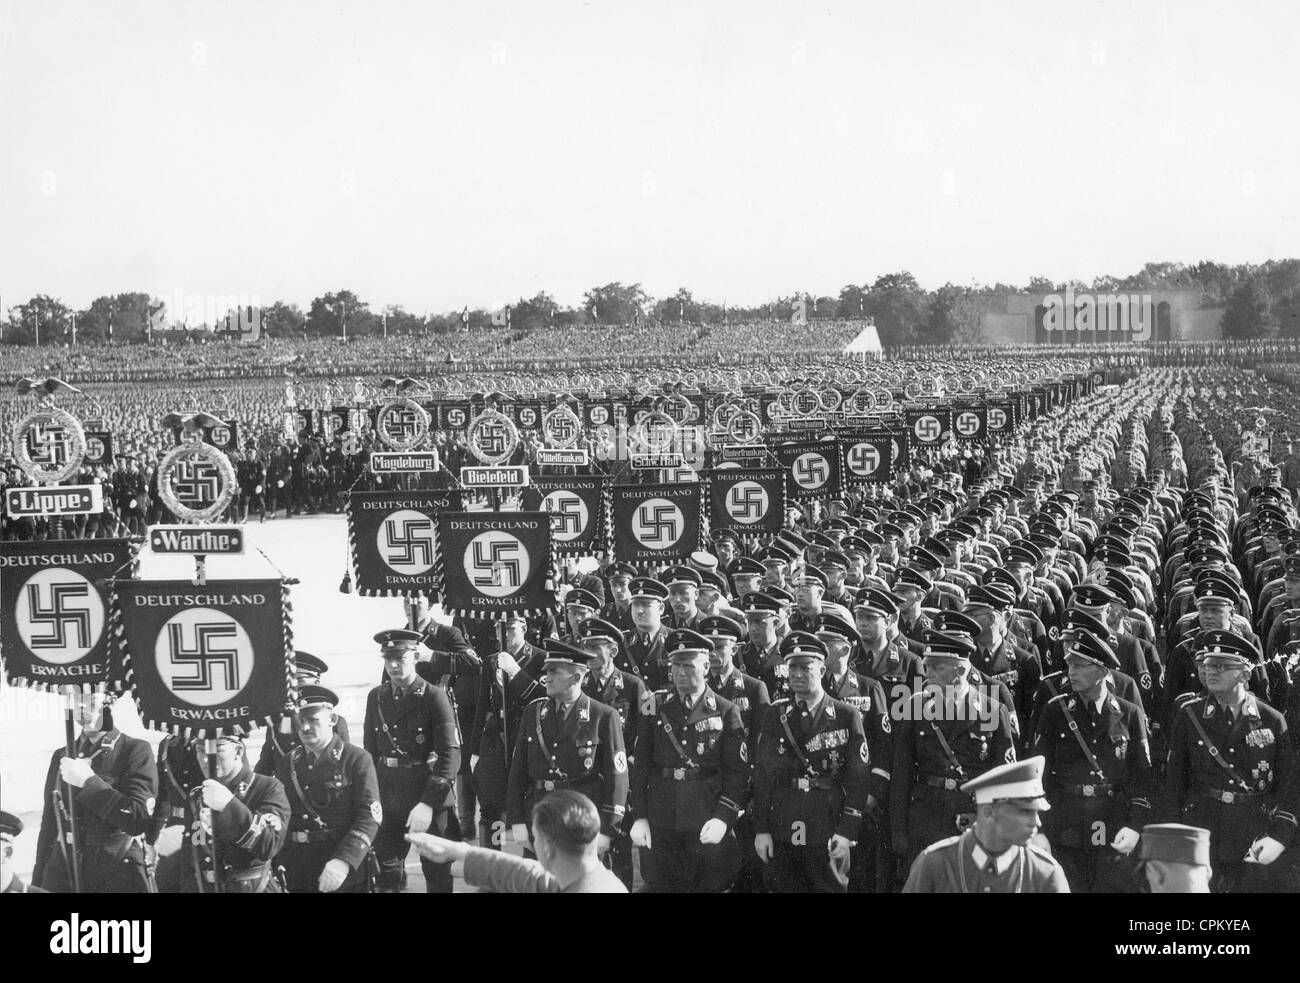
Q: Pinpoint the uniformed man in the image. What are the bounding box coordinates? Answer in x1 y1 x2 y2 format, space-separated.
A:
893 567 935 649
1033 631 1153 893
469 612 546 851
562 588 601 641
1140 823 1212 894
890 629 1017 862
1 811 47 894
1162 630 1297 892
816 615 893 892
965 584 1042 731
275 685 381 893
730 556 767 600
663 565 705 629
599 561 638 632
506 639 629 852
902 755 1069 893
852 588 924 697
751 632 871 893
33 691 156 893
737 591 790 700
576 616 650 888
364 628 461 893
255 651 351 776
156 733 290 893
623 577 671 690
628 629 748 892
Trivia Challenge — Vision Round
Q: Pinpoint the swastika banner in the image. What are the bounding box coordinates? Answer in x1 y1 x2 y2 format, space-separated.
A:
837 433 894 486
949 405 988 443
346 489 463 597
612 482 706 566
905 408 952 447
110 578 296 737
172 418 239 453
521 476 610 557
774 440 842 502
707 468 785 535
435 512 554 620
1 539 138 692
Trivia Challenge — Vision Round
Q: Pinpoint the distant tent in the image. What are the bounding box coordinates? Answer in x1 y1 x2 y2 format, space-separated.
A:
843 323 882 355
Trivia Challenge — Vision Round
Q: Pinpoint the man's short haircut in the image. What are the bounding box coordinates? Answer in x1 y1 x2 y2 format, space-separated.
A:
530 790 601 855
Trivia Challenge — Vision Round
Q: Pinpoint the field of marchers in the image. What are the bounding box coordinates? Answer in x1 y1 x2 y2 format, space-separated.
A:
0 513 525 891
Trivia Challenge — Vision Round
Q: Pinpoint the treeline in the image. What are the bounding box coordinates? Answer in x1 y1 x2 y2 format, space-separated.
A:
5 259 1300 347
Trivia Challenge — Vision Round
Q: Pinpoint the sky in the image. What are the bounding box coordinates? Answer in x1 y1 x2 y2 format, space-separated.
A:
0 0 1297 315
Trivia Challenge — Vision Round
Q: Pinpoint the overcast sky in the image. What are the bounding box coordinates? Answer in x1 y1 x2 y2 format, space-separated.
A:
1 0 1296 313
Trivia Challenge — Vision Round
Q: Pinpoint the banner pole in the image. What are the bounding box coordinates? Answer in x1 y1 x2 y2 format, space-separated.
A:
205 738 224 893
62 691 83 894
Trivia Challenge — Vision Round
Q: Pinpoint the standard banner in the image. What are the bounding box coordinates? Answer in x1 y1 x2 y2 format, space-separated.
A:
83 430 114 468
173 419 239 453
905 408 951 447
949 404 988 443
345 489 463 597
612 482 706 566
708 468 785 535
838 433 894 485
111 578 295 737
436 512 554 620
774 440 842 502
0 538 136 692
521 476 610 556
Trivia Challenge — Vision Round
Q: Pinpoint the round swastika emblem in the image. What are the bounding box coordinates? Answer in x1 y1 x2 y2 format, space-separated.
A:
913 415 942 443
846 442 881 477
377 508 436 575
792 452 830 490
16 568 105 665
955 412 981 437
85 435 107 463
632 497 685 549
466 531 531 598
154 608 253 707
541 490 589 542
725 481 770 525
988 408 1007 431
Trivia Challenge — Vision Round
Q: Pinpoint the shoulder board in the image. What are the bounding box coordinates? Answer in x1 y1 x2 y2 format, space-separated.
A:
922 834 962 855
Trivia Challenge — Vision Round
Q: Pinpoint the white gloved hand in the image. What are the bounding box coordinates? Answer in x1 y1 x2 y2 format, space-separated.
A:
630 818 652 849
699 818 727 845
406 802 433 835
511 823 530 845
59 756 95 789
1245 836 1285 865
470 754 481 772
828 834 853 860
317 858 350 892
1110 827 1141 855
496 652 520 678
754 832 774 862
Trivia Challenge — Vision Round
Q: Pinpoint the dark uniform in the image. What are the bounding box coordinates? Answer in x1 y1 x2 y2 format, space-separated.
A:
751 633 872 893
256 716 351 776
630 641 749 894
469 639 546 849
34 728 157 893
159 752 291 893
364 645 461 893
1164 692 1297 892
624 626 671 691
506 659 629 840
149 734 204 848
276 732 381 894
1035 688 1153 892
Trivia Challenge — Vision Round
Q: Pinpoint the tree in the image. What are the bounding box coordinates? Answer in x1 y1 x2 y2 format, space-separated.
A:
4 294 72 345
653 288 698 323
921 284 983 345
261 301 305 338
583 282 650 325
1220 279 1278 340
838 284 869 318
306 290 370 337
863 272 927 346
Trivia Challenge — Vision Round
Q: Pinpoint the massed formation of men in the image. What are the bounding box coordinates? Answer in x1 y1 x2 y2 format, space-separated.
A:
22 367 1300 894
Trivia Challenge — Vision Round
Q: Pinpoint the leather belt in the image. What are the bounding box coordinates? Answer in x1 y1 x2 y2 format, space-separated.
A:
290 829 342 843
380 756 420 769
1201 787 1262 804
1063 783 1114 797
921 775 963 791
658 767 719 781
532 778 572 792
790 777 838 791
